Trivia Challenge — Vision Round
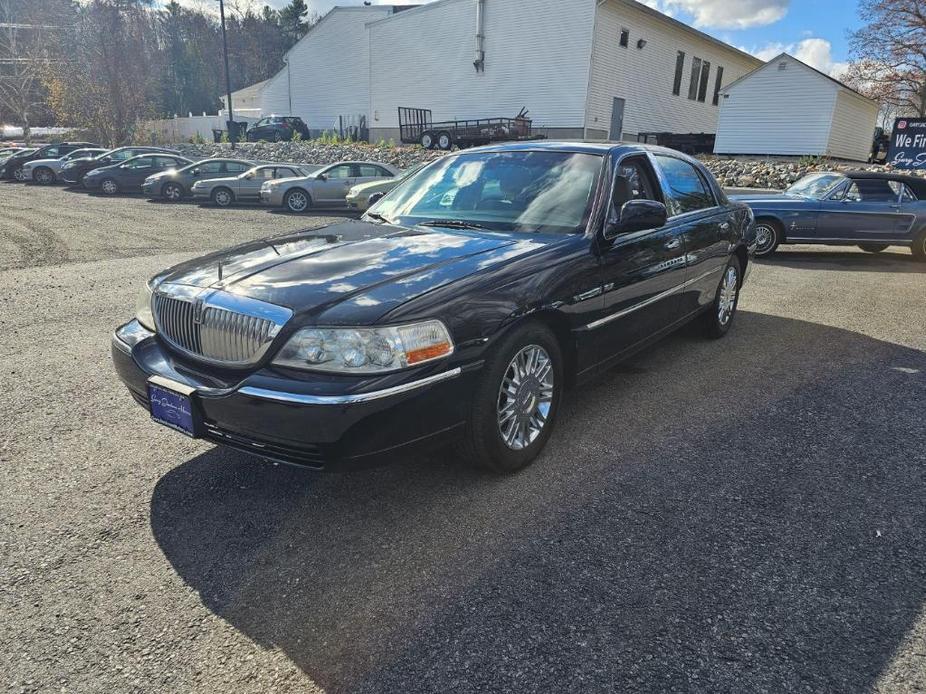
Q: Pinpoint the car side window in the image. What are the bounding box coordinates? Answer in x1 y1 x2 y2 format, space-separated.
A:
274 167 297 178
110 150 131 161
154 157 179 168
653 155 716 216
616 158 659 205
224 162 249 174
888 181 917 202
127 157 153 169
256 168 275 180
44 147 61 157
324 165 354 179
850 179 896 203
359 164 391 178
198 161 224 174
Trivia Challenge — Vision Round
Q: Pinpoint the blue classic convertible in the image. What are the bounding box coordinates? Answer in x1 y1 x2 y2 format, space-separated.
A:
732 171 926 261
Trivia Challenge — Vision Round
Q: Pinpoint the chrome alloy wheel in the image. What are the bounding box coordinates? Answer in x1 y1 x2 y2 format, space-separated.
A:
101 179 118 195
35 168 54 184
163 183 182 201
754 223 776 255
13 167 27 181
287 190 309 212
213 189 232 206
718 265 739 326
497 344 554 451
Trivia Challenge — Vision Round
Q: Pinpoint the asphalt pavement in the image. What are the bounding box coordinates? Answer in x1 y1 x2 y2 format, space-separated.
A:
1 181 924 693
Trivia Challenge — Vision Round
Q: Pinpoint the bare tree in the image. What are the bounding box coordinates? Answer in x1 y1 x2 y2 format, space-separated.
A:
846 0 926 117
0 0 56 142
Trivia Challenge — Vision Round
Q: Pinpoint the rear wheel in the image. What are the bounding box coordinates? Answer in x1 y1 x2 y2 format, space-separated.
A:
702 257 742 339
12 166 27 182
211 187 234 207
437 131 453 150
754 220 781 257
33 166 55 184
284 188 311 213
272 131 282 142
913 230 926 262
100 178 119 195
162 182 184 202
458 321 563 474
420 131 434 149
859 243 888 253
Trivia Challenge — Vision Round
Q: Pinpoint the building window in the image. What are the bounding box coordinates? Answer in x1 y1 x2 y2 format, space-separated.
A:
619 28 629 48
672 51 685 95
697 60 711 102
688 57 702 100
712 66 724 105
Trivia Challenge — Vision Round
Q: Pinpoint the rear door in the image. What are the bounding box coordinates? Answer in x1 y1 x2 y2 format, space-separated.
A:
592 154 688 362
651 153 731 316
121 156 156 187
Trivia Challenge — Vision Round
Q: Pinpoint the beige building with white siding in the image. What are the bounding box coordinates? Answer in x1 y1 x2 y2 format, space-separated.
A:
714 53 880 161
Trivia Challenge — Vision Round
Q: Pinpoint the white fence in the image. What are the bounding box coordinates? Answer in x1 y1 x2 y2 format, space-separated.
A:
140 114 261 142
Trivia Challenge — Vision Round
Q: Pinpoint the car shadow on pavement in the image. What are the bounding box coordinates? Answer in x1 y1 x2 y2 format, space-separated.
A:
150 311 926 693
763 248 926 273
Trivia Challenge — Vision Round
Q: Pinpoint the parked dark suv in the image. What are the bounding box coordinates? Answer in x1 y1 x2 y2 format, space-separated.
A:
113 142 757 474
60 146 180 185
0 142 99 181
245 116 311 142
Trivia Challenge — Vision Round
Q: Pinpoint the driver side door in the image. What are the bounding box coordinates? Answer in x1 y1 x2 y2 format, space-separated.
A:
120 156 156 187
817 178 910 242
314 164 357 204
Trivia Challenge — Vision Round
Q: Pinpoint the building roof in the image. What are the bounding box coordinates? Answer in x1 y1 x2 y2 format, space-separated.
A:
721 53 876 104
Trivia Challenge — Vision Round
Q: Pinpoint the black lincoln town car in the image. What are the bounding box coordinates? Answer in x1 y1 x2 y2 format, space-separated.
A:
112 142 756 473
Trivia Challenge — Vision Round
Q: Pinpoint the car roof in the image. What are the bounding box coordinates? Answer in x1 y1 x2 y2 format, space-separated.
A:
842 170 926 198
457 140 703 162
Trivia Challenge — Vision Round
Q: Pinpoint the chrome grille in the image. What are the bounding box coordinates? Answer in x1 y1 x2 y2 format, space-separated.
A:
152 285 292 366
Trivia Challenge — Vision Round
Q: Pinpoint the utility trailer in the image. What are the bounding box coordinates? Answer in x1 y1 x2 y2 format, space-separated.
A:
399 107 545 150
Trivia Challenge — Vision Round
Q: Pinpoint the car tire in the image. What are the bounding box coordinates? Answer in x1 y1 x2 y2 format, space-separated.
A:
272 131 282 142
284 188 311 213
437 131 453 151
458 321 563 474
913 230 926 262
12 166 27 182
753 219 781 257
33 167 55 184
703 256 742 339
858 243 888 253
100 178 119 195
420 132 434 149
162 182 184 202
211 187 234 207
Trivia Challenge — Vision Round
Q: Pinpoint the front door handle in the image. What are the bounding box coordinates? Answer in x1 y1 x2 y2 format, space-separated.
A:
665 238 681 250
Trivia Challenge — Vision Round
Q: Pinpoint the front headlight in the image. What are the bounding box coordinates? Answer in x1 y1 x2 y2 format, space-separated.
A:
274 320 453 374
135 282 156 332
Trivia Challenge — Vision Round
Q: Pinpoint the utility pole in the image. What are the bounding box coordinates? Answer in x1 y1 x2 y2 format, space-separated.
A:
218 0 235 149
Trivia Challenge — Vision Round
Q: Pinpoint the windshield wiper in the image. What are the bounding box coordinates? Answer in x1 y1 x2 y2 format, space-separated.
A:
364 212 393 224
417 219 488 231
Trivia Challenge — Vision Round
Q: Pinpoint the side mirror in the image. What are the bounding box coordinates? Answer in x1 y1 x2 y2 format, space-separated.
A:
190 169 200 176
368 192 386 206
606 199 668 238
316 173 327 181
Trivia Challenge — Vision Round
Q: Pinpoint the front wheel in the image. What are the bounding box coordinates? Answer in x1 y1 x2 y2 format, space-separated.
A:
284 188 311 213
420 132 434 149
12 166 27 182
459 322 563 474
753 220 781 257
211 187 234 207
34 167 55 184
100 178 119 195
703 257 742 339
162 182 184 202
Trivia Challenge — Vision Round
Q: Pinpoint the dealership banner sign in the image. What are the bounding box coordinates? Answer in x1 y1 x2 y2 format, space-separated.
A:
887 117 926 169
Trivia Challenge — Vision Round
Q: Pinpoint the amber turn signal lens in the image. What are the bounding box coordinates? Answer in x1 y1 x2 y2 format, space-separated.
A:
406 341 452 365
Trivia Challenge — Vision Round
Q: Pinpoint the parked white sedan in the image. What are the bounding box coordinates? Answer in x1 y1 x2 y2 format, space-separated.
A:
260 161 399 212
22 147 107 184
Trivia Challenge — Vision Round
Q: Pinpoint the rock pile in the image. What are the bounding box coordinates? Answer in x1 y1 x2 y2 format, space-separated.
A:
172 141 926 190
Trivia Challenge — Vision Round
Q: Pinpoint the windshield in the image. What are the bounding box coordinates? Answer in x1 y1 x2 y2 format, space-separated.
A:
786 173 846 199
369 150 604 234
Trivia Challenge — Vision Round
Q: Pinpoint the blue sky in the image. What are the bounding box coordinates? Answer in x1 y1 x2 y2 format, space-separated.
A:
194 0 864 76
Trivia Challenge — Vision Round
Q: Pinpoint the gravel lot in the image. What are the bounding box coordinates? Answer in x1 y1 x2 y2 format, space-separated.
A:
1 182 924 694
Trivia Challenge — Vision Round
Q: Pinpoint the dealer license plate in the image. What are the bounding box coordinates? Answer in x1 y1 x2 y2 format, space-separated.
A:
147 378 199 437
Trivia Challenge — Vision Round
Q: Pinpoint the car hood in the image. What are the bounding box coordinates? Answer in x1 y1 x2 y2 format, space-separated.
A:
729 192 809 204
62 157 97 168
153 219 558 325
23 158 59 168
267 175 313 188
194 175 237 186
350 179 392 195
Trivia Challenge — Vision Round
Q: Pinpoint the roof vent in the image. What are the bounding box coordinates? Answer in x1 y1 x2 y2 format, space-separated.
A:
778 61 787 71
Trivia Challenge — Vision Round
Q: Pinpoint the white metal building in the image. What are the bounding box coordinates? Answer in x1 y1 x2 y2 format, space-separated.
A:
714 53 880 161
257 5 399 133
367 0 762 142
237 0 762 143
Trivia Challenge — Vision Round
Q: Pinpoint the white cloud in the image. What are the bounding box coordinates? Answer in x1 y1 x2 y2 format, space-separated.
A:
748 37 849 78
644 0 789 29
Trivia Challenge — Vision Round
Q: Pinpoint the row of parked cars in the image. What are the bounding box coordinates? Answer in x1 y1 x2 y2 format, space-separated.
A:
0 141 420 214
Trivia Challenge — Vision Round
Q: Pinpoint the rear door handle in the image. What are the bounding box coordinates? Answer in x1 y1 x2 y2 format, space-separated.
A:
665 238 681 250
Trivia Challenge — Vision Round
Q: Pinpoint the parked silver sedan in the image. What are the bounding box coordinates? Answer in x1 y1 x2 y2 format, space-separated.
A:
190 163 307 207
260 161 400 212
22 147 107 184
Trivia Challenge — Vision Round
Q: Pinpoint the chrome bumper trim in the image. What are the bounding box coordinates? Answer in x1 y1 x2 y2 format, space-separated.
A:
238 367 463 406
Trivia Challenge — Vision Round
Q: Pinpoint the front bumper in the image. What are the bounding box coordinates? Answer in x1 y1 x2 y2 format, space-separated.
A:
111 321 474 471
